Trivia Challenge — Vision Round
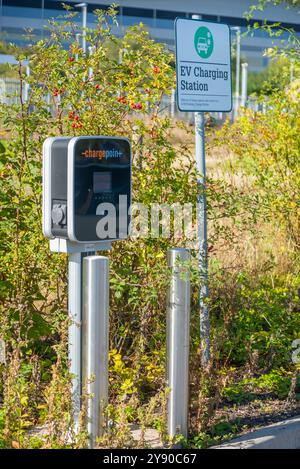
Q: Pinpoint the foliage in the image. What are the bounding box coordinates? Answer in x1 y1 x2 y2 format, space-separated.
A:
0 6 195 447
246 0 300 63
247 58 298 95
249 0 300 13
211 272 300 369
222 369 297 402
0 5 299 448
215 67 300 246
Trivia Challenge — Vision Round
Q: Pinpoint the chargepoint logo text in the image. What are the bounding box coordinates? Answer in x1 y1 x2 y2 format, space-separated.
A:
81 148 123 160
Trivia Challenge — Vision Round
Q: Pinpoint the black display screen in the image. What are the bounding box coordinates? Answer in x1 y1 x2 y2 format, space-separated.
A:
72 137 131 242
93 172 112 193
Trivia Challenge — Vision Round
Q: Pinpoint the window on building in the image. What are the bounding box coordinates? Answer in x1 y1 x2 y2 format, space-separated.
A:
3 0 42 7
121 7 154 28
122 7 153 18
156 10 185 20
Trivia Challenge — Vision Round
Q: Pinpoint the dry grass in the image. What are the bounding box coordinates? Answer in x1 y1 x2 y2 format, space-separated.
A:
167 122 296 277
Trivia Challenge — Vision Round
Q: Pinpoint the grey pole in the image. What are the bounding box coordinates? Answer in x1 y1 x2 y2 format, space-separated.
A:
191 16 210 369
75 33 81 62
170 88 175 119
75 3 87 54
241 62 248 108
195 112 210 367
82 256 109 448
24 65 30 102
88 45 95 80
68 252 82 432
167 248 190 439
234 27 241 120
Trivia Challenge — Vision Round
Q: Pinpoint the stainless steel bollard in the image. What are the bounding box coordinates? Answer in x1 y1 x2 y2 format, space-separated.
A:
241 62 248 108
167 248 191 439
82 256 109 448
68 252 82 431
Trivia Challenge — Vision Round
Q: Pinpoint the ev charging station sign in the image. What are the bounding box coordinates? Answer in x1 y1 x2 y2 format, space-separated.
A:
175 18 232 112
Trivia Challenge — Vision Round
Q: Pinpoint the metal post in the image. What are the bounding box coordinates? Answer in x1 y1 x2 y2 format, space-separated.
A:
170 88 175 119
233 27 241 120
195 112 210 367
241 62 248 108
167 248 190 439
88 45 95 80
68 252 82 432
191 10 210 370
46 91 51 114
24 65 30 102
82 256 109 448
75 3 87 54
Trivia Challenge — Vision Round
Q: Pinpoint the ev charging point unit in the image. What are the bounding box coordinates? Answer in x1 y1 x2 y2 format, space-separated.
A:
42 136 131 445
43 136 131 250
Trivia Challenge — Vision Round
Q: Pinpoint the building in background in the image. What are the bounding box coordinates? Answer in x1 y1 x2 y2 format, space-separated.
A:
0 0 299 71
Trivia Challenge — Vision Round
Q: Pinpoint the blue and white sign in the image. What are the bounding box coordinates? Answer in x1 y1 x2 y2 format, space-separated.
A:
175 18 232 112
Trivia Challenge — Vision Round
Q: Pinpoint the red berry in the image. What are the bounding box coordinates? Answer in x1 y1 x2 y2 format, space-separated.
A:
74 115 79 121
71 123 76 128
68 57 74 62
130 102 142 110
145 88 151 94
95 84 101 90
118 95 126 104
153 66 160 74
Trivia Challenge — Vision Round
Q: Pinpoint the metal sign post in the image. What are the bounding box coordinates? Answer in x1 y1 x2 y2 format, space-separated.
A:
175 17 232 368
194 111 210 367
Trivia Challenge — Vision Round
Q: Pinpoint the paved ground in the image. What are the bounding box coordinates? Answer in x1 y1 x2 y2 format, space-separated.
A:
130 425 163 448
212 415 300 449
